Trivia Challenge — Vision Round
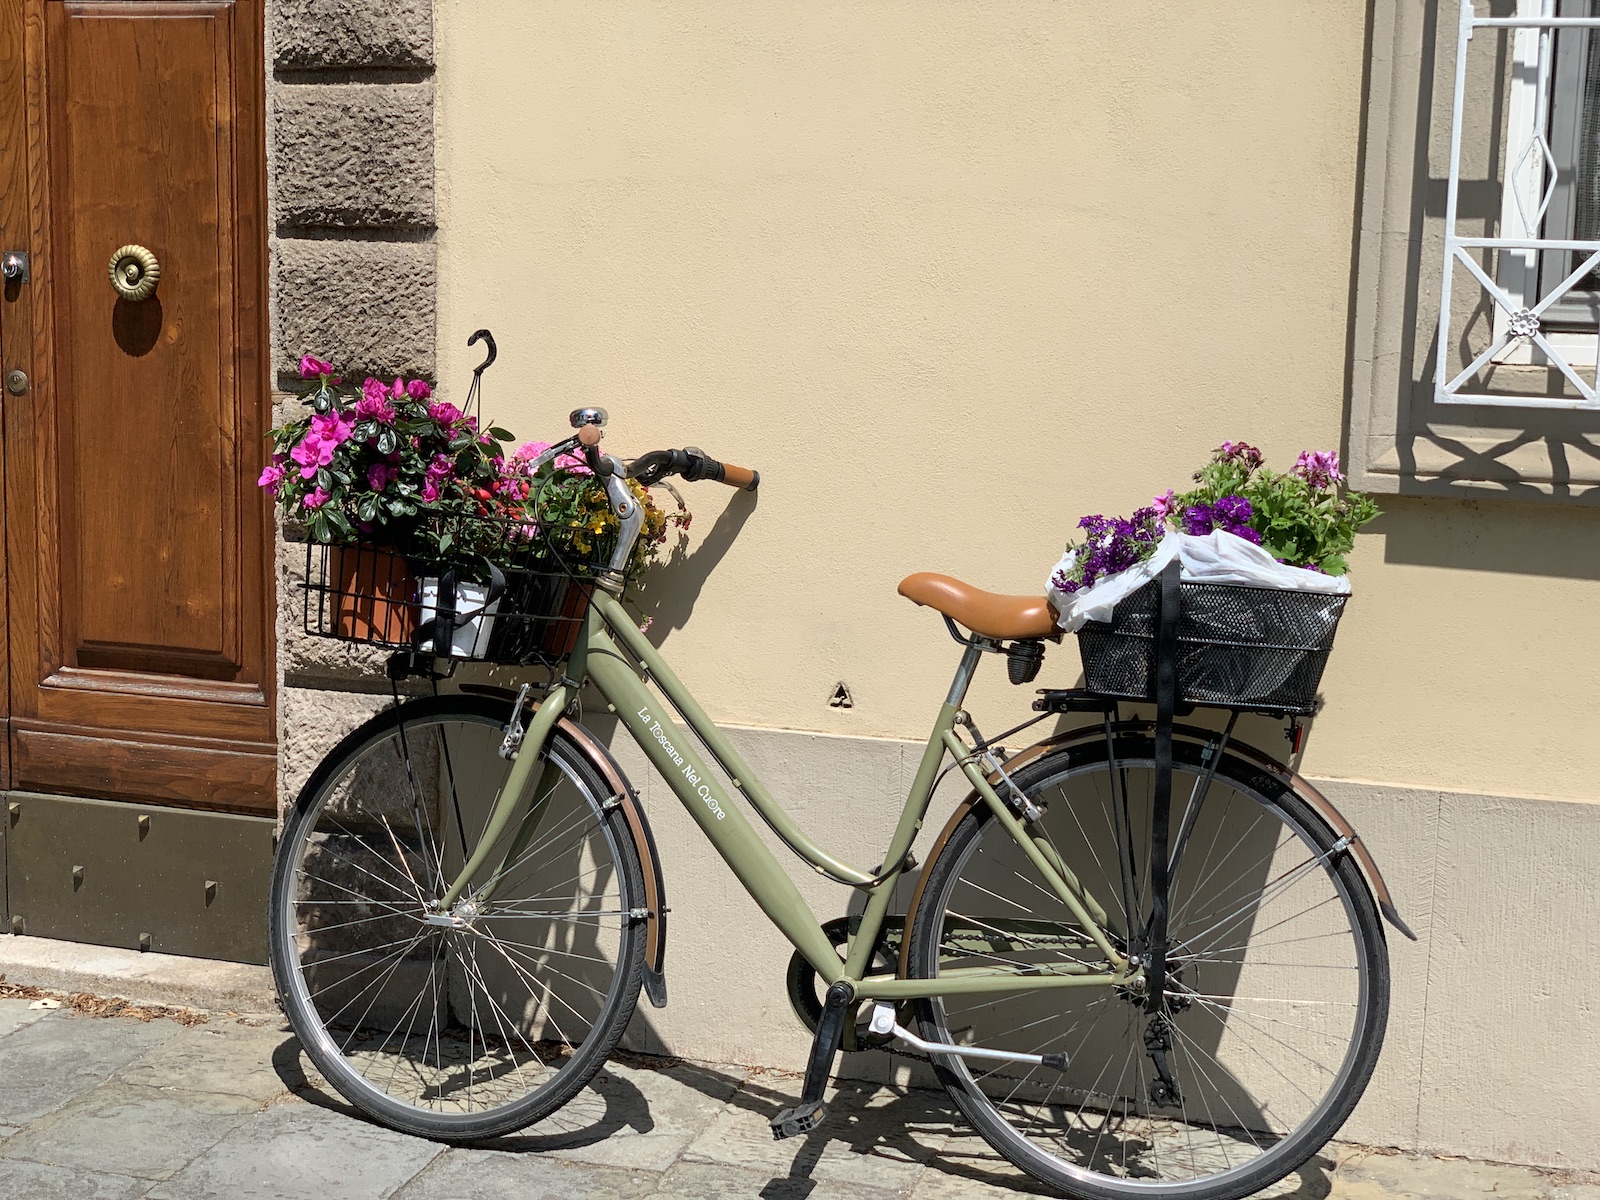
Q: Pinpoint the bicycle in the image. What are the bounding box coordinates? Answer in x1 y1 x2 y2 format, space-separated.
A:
269 408 1413 1200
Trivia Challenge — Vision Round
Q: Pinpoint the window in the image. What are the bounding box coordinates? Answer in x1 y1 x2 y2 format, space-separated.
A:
1349 0 1600 496
1438 0 1600 407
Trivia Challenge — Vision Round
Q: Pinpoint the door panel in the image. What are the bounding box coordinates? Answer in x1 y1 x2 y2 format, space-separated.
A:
3 0 274 814
61 5 235 671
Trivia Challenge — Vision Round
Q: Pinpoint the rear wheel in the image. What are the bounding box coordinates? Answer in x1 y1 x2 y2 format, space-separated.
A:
906 735 1389 1200
268 694 645 1140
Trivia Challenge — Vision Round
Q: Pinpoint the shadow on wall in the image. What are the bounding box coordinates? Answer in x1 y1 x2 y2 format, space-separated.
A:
632 489 759 644
1372 494 1600 580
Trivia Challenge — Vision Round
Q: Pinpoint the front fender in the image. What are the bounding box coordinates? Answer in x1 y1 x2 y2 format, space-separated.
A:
459 685 670 1006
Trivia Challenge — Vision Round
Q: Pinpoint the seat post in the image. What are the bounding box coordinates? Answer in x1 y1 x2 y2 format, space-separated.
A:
945 637 991 708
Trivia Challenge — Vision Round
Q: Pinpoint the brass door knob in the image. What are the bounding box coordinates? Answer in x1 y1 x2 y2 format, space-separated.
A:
108 244 160 302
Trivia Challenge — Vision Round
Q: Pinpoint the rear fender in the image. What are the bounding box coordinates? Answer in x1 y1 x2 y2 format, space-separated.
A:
898 720 1414 978
459 685 670 1006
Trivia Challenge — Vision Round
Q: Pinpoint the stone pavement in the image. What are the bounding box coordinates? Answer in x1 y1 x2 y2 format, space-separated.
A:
0 996 1596 1200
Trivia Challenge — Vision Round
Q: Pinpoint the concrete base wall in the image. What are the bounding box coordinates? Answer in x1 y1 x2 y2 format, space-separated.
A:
587 719 1599 1172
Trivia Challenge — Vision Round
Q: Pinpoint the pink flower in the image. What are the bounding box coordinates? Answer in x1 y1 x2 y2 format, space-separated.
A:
421 480 441 504
290 436 331 480
290 411 355 479
299 354 336 379
257 463 286 496
427 401 463 427
367 462 396 491
510 438 590 476
353 392 396 424
513 440 550 461
406 379 432 400
302 486 331 509
426 452 454 482
311 410 355 445
1292 449 1344 489
1151 488 1177 521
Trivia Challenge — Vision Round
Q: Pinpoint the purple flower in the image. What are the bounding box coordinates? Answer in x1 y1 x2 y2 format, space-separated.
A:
1292 449 1344 489
1213 494 1253 526
302 486 331 510
1063 506 1162 590
406 379 432 400
1183 494 1261 543
1182 504 1215 536
299 354 336 380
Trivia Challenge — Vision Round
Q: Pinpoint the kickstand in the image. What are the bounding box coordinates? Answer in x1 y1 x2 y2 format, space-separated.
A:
770 981 854 1140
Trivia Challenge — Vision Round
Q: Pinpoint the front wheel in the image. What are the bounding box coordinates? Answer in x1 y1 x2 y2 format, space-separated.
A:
906 735 1389 1200
268 694 646 1141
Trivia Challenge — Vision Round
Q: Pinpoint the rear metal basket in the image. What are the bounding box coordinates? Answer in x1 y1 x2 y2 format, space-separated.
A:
300 514 609 669
1076 580 1347 714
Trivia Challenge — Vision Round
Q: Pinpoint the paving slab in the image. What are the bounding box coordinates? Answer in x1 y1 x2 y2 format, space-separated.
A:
682 1069 942 1194
0 1010 179 1126
654 1158 905 1199
1325 1148 1599 1199
512 1058 749 1173
0 1159 150 1200
112 1019 294 1103
0 1081 258 1180
145 1099 443 1200
0 997 51 1038
392 1148 657 1199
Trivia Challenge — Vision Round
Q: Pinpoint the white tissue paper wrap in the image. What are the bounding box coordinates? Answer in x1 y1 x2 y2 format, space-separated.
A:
1047 530 1351 634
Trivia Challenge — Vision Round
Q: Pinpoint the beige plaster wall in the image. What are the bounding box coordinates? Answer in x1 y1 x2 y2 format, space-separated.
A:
433 0 1599 804
429 3 1600 1167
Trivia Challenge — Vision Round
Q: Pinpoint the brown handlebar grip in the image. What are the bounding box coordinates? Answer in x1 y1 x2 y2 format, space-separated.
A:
720 463 759 491
577 424 604 448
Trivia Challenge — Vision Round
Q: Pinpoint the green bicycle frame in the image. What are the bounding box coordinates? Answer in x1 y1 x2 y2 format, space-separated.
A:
451 587 1133 1001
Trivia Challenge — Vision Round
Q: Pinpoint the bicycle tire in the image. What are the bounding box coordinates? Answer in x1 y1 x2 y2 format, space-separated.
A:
268 693 646 1141
906 734 1389 1200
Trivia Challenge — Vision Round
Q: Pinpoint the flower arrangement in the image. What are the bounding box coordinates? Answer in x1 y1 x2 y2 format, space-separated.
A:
260 354 691 579
506 439 689 577
1051 442 1379 595
260 355 517 556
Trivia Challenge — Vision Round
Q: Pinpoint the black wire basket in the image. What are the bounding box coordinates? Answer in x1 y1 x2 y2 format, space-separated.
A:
300 513 611 669
1076 580 1348 714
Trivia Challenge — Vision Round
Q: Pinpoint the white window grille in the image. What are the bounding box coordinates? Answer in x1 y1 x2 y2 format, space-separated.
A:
1437 0 1600 408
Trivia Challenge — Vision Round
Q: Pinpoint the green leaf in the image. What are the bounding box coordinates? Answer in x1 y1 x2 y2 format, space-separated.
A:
438 531 454 554
315 468 333 493
1320 554 1348 575
358 494 379 522
488 426 514 442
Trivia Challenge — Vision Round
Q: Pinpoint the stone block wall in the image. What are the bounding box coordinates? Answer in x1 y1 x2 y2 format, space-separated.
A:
267 0 438 804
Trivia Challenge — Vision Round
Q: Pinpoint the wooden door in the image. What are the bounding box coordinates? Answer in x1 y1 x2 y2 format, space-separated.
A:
0 0 274 814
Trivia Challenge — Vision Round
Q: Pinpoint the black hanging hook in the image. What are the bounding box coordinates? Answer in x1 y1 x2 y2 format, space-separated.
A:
468 328 497 377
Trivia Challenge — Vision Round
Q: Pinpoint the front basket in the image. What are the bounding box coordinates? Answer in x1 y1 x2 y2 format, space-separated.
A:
1076 580 1347 714
299 517 609 668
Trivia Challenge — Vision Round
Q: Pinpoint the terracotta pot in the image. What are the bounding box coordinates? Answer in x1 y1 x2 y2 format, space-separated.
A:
330 544 417 645
539 579 595 658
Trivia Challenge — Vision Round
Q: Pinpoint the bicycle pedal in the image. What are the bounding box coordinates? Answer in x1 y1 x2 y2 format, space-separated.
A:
770 1100 828 1140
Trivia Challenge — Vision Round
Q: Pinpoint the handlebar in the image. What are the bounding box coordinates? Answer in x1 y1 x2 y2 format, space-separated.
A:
625 446 760 492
